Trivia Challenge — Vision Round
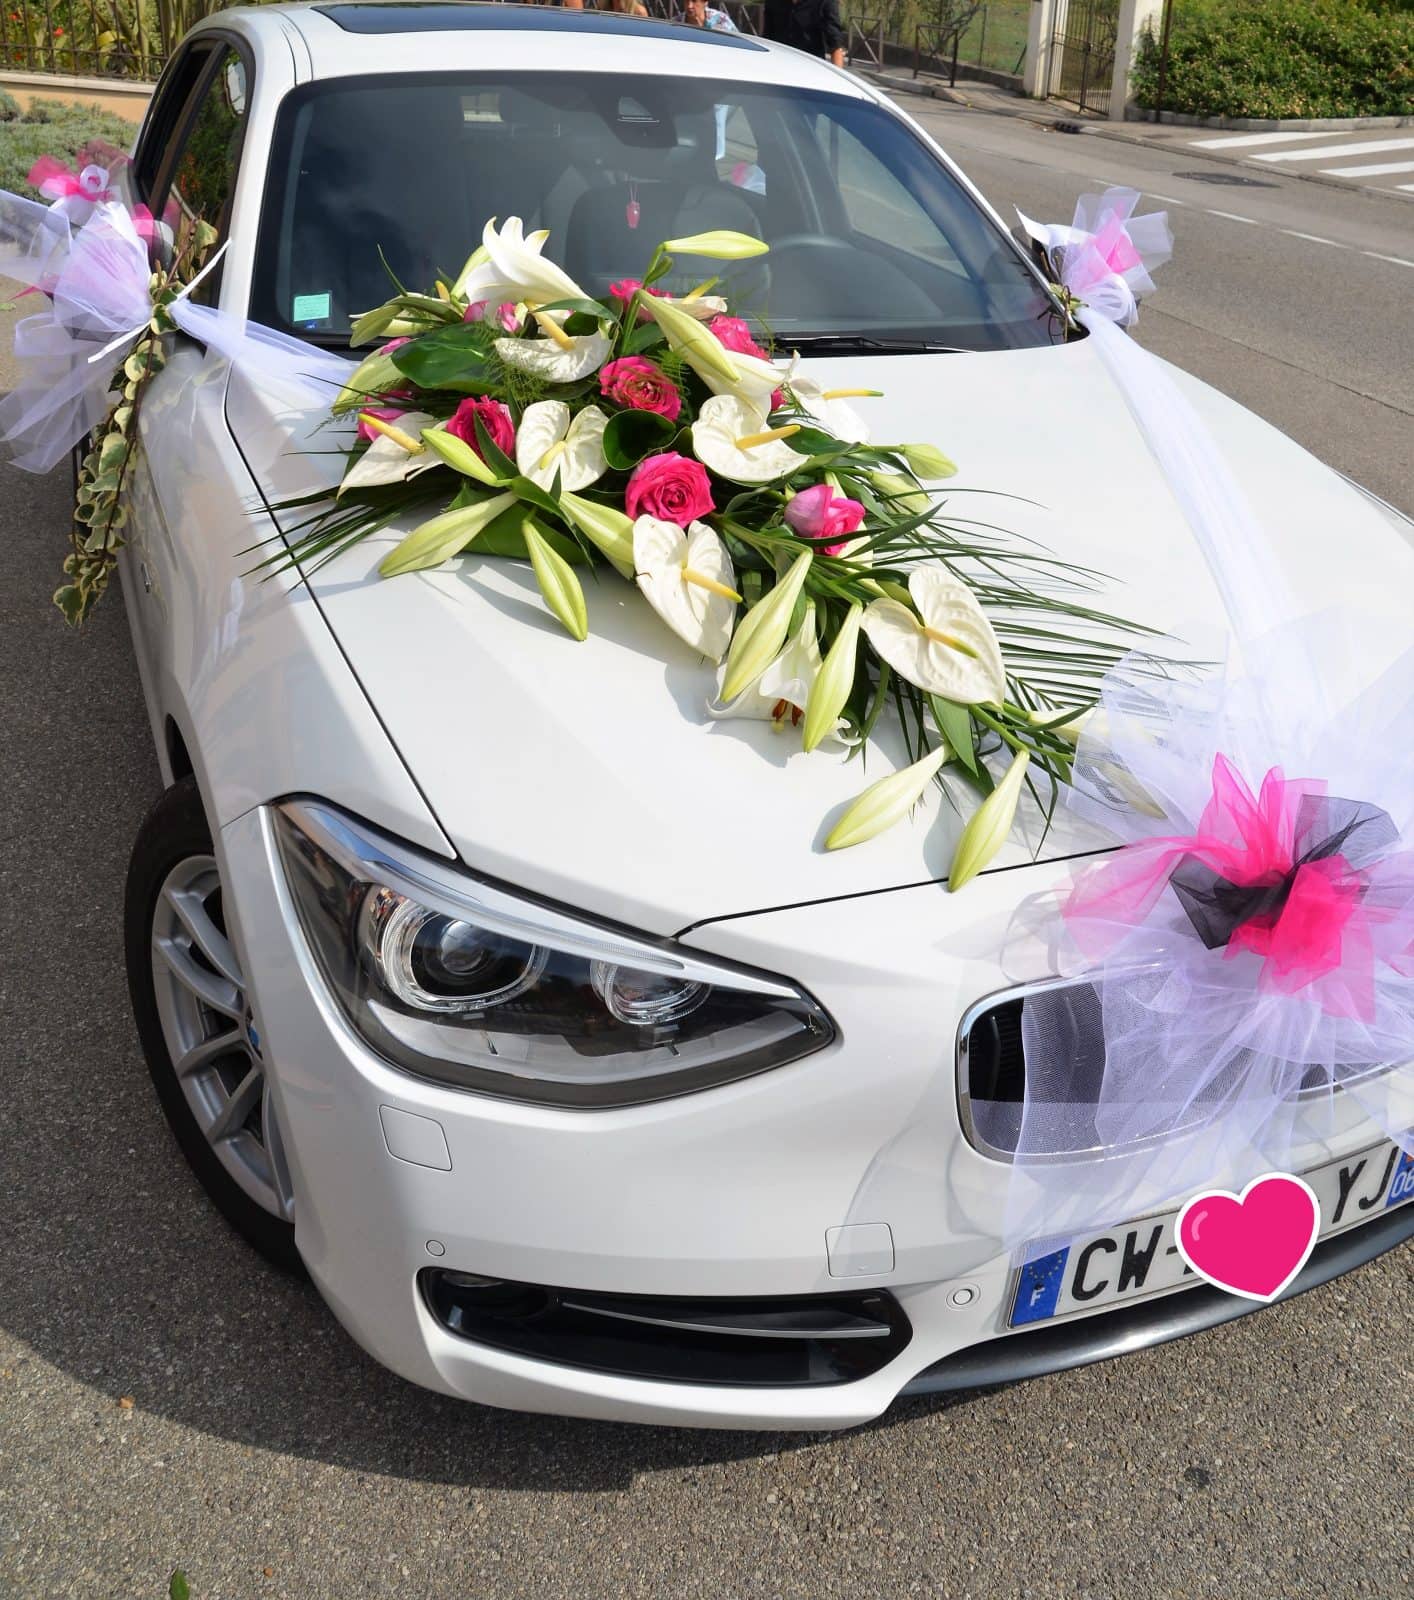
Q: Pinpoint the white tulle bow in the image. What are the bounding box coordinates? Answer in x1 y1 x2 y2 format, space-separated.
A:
1018 186 1173 327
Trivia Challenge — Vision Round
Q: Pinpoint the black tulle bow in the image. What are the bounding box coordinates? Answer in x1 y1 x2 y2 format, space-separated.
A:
1169 795 1397 951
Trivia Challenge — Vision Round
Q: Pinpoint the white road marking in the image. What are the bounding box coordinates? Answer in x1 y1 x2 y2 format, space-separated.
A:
1205 209 1259 224
1253 136 1414 164
1187 130 1333 150
1282 230 1349 248
1146 193 1187 206
1400 184 1414 193
1363 251 1414 268
1322 160 1414 179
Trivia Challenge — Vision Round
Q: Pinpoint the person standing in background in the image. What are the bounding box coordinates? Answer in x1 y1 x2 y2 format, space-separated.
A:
679 0 739 32
762 0 846 66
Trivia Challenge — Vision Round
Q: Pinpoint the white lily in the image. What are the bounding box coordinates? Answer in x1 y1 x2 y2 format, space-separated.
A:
494 327 612 384
633 516 740 662
338 411 439 498
691 394 806 485
453 216 588 307
861 567 1006 705
643 295 781 410
709 605 846 743
515 401 609 493
784 358 876 443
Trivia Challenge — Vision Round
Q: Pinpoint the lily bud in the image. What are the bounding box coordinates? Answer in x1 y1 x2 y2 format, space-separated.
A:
948 750 1030 891
660 230 771 261
522 518 589 642
898 443 958 481
825 744 950 851
348 301 400 348
559 492 636 579
720 550 813 703
420 426 505 487
379 491 517 578
868 471 932 516
331 346 405 416
643 294 741 386
803 602 861 753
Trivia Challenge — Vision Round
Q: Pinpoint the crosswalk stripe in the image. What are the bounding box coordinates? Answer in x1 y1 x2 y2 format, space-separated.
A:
1322 160 1414 178
1187 130 1332 150
1253 136 1414 164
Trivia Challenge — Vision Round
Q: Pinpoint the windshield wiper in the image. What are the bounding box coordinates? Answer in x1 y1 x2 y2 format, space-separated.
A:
780 334 971 355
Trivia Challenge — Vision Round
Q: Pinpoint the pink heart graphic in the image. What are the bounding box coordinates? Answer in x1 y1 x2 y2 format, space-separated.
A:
1175 1174 1320 1302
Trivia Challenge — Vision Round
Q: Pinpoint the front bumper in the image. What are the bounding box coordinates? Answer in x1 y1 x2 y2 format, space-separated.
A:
218 805 1412 1429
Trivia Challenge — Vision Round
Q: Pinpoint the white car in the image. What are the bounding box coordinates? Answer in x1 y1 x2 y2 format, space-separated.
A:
113 2 1414 1428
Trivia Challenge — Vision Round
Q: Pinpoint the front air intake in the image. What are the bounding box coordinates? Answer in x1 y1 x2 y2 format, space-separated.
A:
421 1272 912 1387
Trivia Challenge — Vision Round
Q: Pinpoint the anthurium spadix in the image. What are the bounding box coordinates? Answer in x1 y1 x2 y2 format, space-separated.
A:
691 395 807 485
861 567 1006 705
516 401 608 492
784 360 877 444
454 216 588 307
720 549 813 703
947 749 1030 891
379 490 518 578
825 744 951 851
338 412 439 498
634 516 740 662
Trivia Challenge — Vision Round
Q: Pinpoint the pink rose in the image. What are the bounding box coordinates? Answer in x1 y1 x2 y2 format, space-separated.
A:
380 337 411 355
625 453 715 525
784 483 866 556
599 356 682 422
709 315 770 362
355 406 407 444
446 396 516 462
609 279 668 304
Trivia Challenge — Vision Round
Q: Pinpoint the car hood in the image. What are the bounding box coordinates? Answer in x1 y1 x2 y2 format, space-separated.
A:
229 338 1413 935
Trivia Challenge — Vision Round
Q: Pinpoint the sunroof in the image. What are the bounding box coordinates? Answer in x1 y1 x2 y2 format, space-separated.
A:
312 3 766 49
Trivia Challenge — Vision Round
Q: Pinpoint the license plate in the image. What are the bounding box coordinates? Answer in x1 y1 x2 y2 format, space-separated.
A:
1009 1134 1414 1327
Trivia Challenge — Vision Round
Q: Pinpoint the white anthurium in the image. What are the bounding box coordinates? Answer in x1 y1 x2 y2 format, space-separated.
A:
633 516 740 662
783 357 875 444
515 401 609 492
861 566 1007 705
453 215 588 307
338 412 439 498
709 605 847 743
494 328 612 384
691 394 807 486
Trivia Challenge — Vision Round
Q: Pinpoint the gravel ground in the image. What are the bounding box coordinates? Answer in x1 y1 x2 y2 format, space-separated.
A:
2 98 1413 1600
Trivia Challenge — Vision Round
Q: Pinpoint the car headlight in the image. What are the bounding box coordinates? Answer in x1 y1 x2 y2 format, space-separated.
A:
270 800 836 1108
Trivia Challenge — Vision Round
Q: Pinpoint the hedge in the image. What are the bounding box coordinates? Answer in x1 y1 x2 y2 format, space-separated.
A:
0 98 137 199
1133 0 1414 119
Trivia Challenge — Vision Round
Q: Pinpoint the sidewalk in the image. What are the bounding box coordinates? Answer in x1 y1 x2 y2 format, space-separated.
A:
861 69 1414 204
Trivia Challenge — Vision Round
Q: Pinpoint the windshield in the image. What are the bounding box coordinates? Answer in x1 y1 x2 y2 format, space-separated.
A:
252 72 1060 352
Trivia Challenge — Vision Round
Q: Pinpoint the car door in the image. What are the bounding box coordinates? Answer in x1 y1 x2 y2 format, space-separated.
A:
121 36 252 722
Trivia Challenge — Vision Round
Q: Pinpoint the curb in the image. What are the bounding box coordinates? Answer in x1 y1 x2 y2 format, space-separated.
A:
1138 110 1414 133
860 69 1414 208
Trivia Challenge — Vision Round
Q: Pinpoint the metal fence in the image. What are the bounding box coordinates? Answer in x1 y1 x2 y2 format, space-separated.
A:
841 0 1030 82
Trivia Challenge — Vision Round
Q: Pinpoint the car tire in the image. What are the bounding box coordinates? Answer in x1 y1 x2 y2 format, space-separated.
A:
125 775 304 1275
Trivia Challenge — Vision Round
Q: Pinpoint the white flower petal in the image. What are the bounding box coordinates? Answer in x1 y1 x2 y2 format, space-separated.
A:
515 400 571 483
338 412 439 496
560 405 609 491
634 516 737 662
495 331 611 384
691 394 806 485
861 568 1007 705
458 214 588 307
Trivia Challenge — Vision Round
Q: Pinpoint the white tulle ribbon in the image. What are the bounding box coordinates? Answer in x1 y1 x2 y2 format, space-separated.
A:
1017 186 1173 329
1 190 352 473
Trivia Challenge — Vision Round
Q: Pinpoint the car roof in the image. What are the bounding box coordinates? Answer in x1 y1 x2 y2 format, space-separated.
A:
201 1 871 97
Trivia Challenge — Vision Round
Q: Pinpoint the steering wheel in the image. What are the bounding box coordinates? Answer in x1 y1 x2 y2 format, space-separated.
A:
764 233 858 258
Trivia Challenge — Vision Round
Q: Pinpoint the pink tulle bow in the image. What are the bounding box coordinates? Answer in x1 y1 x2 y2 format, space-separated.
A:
28 157 116 207
1064 755 1409 1020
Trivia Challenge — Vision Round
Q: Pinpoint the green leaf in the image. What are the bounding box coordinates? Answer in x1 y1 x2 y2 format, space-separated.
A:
169 1570 191 1600
348 301 401 348
929 696 978 775
390 326 499 393
623 321 668 357
522 518 589 641
479 506 588 566
601 409 676 471
472 412 519 482
509 474 563 519
530 295 614 321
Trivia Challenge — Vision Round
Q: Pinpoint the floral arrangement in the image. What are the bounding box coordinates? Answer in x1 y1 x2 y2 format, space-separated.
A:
271 217 1155 888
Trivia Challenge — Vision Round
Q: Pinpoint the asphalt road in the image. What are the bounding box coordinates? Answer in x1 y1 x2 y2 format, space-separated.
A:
2 103 1412 1600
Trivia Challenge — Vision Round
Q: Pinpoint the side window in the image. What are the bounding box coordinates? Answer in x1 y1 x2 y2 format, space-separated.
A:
168 47 249 240
133 42 218 203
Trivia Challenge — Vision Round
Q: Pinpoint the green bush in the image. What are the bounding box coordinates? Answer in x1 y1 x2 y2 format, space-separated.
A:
0 99 137 196
1133 0 1414 119
0 91 21 123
